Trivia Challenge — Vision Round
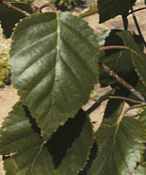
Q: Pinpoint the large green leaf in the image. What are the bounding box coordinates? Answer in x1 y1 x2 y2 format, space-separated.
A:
0 103 93 175
89 117 146 175
11 12 99 138
98 0 137 23
119 32 146 88
0 2 32 38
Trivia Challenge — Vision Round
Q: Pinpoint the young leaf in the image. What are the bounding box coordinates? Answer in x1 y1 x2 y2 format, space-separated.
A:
88 117 146 175
98 0 137 23
0 2 32 38
0 103 93 175
10 12 99 138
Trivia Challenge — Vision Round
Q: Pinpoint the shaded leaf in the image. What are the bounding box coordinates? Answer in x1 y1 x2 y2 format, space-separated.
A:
89 117 146 175
98 0 137 23
78 143 98 175
0 103 93 175
119 31 146 88
0 2 32 38
11 12 99 138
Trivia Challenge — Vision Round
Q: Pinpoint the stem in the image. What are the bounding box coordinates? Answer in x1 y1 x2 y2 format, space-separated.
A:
99 45 129 52
101 63 145 102
109 96 144 104
131 7 146 47
1 1 30 16
86 90 114 114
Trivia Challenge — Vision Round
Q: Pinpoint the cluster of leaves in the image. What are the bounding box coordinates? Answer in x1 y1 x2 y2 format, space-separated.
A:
0 0 146 175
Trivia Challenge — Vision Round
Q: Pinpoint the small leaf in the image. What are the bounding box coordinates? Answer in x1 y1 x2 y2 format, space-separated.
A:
11 12 99 138
0 103 93 175
89 117 146 175
0 2 32 38
98 0 137 23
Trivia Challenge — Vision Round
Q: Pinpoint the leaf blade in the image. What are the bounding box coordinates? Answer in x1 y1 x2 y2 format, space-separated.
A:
11 12 99 138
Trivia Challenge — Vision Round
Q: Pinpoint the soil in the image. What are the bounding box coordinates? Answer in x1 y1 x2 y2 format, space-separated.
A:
0 0 146 174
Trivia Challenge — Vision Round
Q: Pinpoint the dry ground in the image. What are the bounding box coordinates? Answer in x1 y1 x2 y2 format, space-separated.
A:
0 0 146 174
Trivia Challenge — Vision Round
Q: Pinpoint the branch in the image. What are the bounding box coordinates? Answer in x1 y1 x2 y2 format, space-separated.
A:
86 90 114 114
101 63 145 102
0 0 30 16
109 96 144 104
128 7 146 15
131 7 146 47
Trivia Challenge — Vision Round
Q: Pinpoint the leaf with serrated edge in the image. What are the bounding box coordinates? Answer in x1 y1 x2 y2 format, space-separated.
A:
10 12 99 138
0 3 32 38
0 103 93 175
88 118 146 175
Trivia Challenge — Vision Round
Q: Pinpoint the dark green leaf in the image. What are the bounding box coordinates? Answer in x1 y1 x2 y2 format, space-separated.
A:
78 143 98 175
89 117 146 175
11 12 99 138
99 30 138 87
0 103 93 175
0 2 32 38
98 0 137 23
119 31 146 88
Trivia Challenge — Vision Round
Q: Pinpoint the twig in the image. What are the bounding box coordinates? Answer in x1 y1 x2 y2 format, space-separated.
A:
109 96 144 104
131 7 146 47
1 0 30 16
86 90 114 114
128 7 146 15
101 63 145 102
126 103 146 113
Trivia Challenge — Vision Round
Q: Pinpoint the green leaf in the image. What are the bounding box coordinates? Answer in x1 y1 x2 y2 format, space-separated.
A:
0 2 32 38
99 30 138 87
0 103 93 175
89 117 146 175
11 12 99 138
78 143 98 175
98 0 137 23
119 31 146 88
